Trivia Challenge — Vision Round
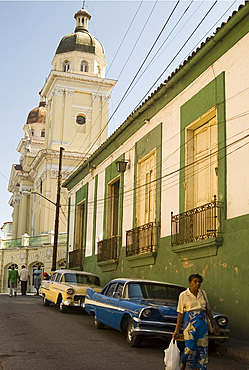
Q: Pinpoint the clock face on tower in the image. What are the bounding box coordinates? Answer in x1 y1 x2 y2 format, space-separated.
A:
76 114 86 125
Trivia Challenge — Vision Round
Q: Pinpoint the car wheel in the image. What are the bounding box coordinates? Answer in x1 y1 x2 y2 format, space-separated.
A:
94 314 105 329
43 296 50 306
58 297 67 313
126 318 142 347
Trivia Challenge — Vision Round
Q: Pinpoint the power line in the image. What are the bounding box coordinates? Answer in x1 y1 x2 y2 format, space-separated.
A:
66 1 181 175
67 129 249 210
106 0 144 76
133 0 219 112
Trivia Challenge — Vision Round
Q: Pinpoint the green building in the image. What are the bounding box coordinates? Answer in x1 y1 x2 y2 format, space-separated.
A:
64 3 249 340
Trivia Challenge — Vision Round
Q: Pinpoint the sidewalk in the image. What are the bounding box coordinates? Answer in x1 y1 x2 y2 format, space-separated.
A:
217 338 249 364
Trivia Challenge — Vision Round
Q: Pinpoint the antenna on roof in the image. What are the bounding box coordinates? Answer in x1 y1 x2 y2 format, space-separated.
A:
82 0 86 9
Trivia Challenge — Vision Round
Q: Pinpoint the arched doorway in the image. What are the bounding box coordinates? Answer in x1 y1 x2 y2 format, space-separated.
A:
58 259 66 269
3 263 19 294
29 262 44 293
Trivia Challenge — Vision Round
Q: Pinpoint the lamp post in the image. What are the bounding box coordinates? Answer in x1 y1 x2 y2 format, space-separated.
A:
21 147 65 272
52 147 64 272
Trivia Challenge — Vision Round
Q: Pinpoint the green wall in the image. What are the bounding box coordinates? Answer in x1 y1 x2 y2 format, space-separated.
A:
69 6 249 340
83 214 249 340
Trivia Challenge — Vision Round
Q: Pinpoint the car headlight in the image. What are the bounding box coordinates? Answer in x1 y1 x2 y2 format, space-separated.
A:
142 309 151 319
66 288 74 295
217 317 227 327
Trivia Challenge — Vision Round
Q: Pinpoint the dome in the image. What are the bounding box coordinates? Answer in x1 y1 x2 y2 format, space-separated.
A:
26 102 46 125
55 32 105 59
55 7 105 60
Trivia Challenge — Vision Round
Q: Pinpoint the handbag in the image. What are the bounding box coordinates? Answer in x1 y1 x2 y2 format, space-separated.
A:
164 339 180 370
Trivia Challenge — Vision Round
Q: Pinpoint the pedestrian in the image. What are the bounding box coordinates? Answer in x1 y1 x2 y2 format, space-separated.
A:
43 272 50 280
8 265 19 297
172 274 220 370
33 264 42 295
19 265 29 295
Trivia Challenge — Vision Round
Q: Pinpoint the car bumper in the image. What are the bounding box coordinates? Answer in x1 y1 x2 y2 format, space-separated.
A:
62 299 83 308
132 319 229 341
133 318 177 339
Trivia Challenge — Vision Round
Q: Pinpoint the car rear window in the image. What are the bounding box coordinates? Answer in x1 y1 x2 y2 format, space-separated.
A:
63 273 100 286
128 282 184 300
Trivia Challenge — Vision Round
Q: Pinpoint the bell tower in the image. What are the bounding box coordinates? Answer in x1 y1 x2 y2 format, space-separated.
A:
40 6 116 154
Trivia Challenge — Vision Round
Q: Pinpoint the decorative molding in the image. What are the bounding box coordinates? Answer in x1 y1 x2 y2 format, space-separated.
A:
41 70 116 98
45 249 52 258
102 94 111 103
19 252 25 260
50 169 72 179
92 93 101 101
12 196 21 207
171 237 223 259
97 259 118 272
127 252 157 268
65 89 74 97
40 171 47 182
53 88 64 96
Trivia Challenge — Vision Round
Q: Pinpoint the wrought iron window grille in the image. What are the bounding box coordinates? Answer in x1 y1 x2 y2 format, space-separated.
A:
171 196 223 247
69 249 83 269
126 221 158 257
97 235 120 263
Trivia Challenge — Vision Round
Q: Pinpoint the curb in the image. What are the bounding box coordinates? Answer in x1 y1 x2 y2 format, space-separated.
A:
217 341 249 364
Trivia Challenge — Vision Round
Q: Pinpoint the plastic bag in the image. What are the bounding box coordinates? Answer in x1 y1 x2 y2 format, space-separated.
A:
164 339 180 370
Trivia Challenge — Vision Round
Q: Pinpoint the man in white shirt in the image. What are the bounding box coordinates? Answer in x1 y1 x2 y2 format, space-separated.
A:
19 265 29 295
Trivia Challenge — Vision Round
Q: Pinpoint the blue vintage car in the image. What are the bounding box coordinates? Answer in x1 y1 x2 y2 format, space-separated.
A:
85 278 229 347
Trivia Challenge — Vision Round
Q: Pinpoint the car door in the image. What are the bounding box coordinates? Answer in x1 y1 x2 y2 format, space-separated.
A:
111 282 125 329
51 273 63 302
94 282 117 327
102 282 125 329
47 273 59 303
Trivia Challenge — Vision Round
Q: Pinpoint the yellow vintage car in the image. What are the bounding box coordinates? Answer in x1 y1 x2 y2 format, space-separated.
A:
41 269 102 313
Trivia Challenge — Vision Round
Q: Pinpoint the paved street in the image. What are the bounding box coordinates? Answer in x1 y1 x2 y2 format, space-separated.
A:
0 294 248 370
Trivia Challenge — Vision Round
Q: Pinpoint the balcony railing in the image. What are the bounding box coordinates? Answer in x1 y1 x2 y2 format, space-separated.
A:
69 249 82 269
171 197 223 247
97 236 120 263
0 232 67 249
2 238 22 248
126 222 158 257
29 235 49 246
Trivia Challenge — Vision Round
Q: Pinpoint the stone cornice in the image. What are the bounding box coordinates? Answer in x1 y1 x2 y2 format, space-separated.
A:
40 70 116 98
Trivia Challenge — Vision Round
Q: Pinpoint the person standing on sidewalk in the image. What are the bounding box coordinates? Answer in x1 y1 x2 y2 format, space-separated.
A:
8 266 19 297
33 264 42 295
19 265 29 295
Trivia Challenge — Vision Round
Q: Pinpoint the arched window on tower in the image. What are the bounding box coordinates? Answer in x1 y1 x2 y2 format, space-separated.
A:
41 130 45 138
63 61 70 72
81 61 88 73
97 65 101 77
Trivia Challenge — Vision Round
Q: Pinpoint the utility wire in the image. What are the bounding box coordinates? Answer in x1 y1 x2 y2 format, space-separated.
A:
133 0 218 112
106 0 144 76
67 128 249 209
66 1 181 174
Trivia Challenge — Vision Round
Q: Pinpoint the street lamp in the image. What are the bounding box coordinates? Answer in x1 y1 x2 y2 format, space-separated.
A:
116 160 129 173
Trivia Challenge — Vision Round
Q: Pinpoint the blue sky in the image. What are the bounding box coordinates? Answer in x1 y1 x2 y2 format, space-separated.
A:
0 0 243 236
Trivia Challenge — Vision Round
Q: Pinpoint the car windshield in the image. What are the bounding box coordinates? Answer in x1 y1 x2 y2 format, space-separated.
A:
128 282 184 300
63 273 100 286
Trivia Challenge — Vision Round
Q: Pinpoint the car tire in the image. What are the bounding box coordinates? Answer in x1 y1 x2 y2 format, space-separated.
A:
126 318 142 347
58 297 67 313
43 296 50 306
94 314 105 329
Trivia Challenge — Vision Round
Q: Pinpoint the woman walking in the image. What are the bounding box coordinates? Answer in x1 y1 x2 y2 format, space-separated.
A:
173 274 220 370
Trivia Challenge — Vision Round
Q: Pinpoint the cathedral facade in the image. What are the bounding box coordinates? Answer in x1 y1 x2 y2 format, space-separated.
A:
0 6 116 293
